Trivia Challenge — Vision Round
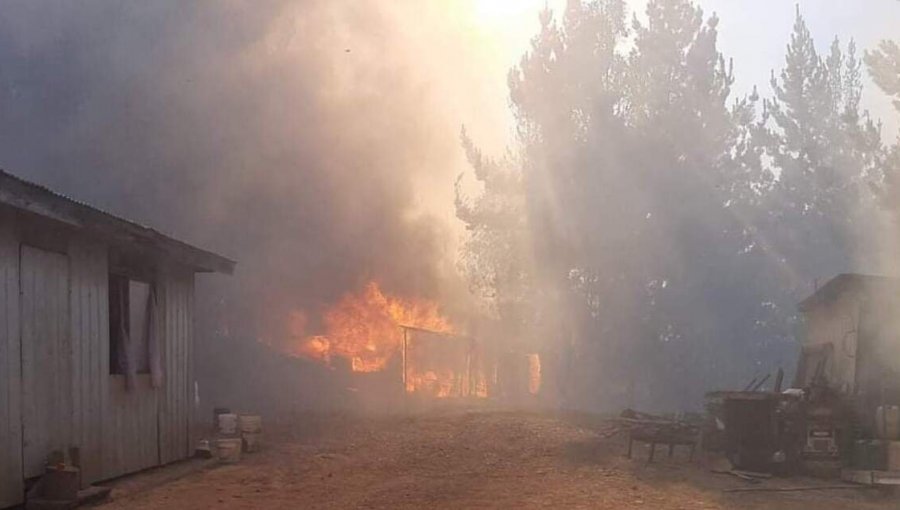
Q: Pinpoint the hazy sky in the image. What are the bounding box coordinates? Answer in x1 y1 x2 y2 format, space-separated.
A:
706 0 900 137
471 0 900 149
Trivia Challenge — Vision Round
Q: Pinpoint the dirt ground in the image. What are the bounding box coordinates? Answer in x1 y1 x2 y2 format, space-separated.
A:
101 409 898 509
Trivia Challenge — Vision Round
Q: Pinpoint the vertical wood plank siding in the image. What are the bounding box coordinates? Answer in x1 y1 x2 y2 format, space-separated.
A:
0 226 198 502
159 270 194 465
0 211 22 507
71 238 160 481
68 239 107 484
20 245 71 478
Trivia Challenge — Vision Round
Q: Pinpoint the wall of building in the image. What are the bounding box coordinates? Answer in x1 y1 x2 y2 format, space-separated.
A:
800 293 860 393
159 268 195 465
0 210 23 508
0 209 197 507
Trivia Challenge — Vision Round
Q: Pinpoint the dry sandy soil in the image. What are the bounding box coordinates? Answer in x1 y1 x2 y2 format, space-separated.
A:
101 409 898 509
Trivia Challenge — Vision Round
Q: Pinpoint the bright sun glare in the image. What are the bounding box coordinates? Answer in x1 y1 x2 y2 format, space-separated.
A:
474 0 530 22
472 0 556 32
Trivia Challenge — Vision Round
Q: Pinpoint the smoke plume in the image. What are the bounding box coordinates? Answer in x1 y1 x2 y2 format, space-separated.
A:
0 1 509 349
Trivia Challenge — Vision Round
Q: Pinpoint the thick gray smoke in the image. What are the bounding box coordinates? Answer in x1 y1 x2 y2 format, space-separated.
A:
0 1 475 341
0 1 493 413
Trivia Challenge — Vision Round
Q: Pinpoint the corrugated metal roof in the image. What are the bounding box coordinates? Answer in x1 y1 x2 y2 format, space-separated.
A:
0 169 235 274
797 273 897 312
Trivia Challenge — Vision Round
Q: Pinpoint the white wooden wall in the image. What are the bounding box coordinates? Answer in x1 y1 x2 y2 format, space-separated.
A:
70 241 194 482
0 211 22 508
0 217 199 507
20 245 71 478
802 294 859 393
68 239 108 484
69 240 161 482
159 270 195 465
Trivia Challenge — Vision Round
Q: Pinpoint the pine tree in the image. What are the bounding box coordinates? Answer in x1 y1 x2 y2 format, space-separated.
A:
762 8 881 292
866 40 900 112
865 39 900 227
454 127 532 338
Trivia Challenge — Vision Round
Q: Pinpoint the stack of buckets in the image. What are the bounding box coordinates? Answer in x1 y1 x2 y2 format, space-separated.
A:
215 412 243 463
239 415 263 453
854 405 900 471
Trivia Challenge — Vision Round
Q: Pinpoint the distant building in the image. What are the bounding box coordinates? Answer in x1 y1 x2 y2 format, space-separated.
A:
796 273 900 421
0 170 234 507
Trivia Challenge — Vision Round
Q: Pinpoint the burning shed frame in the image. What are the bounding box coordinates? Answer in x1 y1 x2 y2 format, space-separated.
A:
400 325 487 398
0 170 234 508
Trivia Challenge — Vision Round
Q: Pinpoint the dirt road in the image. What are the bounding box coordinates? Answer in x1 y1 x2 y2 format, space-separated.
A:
102 410 895 509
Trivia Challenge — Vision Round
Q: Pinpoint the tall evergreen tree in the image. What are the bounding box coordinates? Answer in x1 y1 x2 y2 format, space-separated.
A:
866 40 900 113
457 2 887 411
762 9 881 292
866 40 900 229
454 128 533 348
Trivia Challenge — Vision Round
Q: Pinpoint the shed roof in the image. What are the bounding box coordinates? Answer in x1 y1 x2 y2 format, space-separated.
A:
798 273 897 312
0 169 234 274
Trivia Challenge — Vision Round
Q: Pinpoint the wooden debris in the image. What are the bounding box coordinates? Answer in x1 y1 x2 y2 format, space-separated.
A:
733 469 772 479
723 484 872 493
748 374 771 392
620 409 700 462
711 469 761 484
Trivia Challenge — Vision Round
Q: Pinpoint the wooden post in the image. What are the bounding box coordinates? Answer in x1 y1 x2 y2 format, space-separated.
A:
465 337 473 398
401 327 408 392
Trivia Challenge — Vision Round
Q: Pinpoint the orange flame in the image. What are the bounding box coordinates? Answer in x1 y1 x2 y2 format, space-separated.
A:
277 282 489 398
292 281 452 373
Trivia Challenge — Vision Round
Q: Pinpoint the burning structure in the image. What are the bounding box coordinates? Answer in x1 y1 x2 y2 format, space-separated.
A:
401 326 488 398
271 282 490 400
0 170 234 507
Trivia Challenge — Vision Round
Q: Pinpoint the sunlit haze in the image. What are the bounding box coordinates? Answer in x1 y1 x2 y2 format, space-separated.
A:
1 1 900 508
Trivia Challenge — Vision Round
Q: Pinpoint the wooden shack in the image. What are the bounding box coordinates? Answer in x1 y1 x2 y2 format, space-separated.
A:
796 274 900 427
0 170 234 507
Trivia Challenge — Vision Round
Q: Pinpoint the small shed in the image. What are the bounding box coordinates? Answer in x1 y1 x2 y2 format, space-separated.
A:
796 274 900 425
0 170 234 507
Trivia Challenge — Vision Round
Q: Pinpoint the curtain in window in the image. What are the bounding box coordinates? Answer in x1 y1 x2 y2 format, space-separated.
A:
147 285 163 388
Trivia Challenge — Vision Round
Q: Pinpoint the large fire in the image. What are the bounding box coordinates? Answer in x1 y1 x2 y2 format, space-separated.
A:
274 281 491 398
284 282 478 397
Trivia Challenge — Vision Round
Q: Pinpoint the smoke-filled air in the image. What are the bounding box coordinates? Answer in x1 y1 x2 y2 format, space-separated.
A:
2 1 900 508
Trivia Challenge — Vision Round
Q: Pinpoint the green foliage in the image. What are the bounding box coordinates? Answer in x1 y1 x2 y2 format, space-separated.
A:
454 128 533 340
761 10 882 287
459 1 890 410
865 38 900 222
866 40 900 112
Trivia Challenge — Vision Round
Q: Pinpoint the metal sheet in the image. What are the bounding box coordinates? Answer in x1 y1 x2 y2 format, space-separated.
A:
20 244 71 478
0 211 22 507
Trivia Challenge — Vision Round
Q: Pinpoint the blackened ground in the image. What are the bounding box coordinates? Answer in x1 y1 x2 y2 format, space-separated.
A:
101 410 896 509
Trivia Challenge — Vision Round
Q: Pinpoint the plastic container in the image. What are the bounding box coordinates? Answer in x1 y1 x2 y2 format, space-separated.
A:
242 432 262 453
215 438 243 463
238 415 262 434
852 439 888 470
194 439 213 459
876 406 900 440
217 413 238 436
212 407 231 431
888 441 900 471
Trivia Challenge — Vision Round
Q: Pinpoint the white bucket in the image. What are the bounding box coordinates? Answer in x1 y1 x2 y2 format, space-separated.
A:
238 415 262 434
888 441 900 471
216 438 243 463
218 413 238 436
242 432 262 453
876 406 900 440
